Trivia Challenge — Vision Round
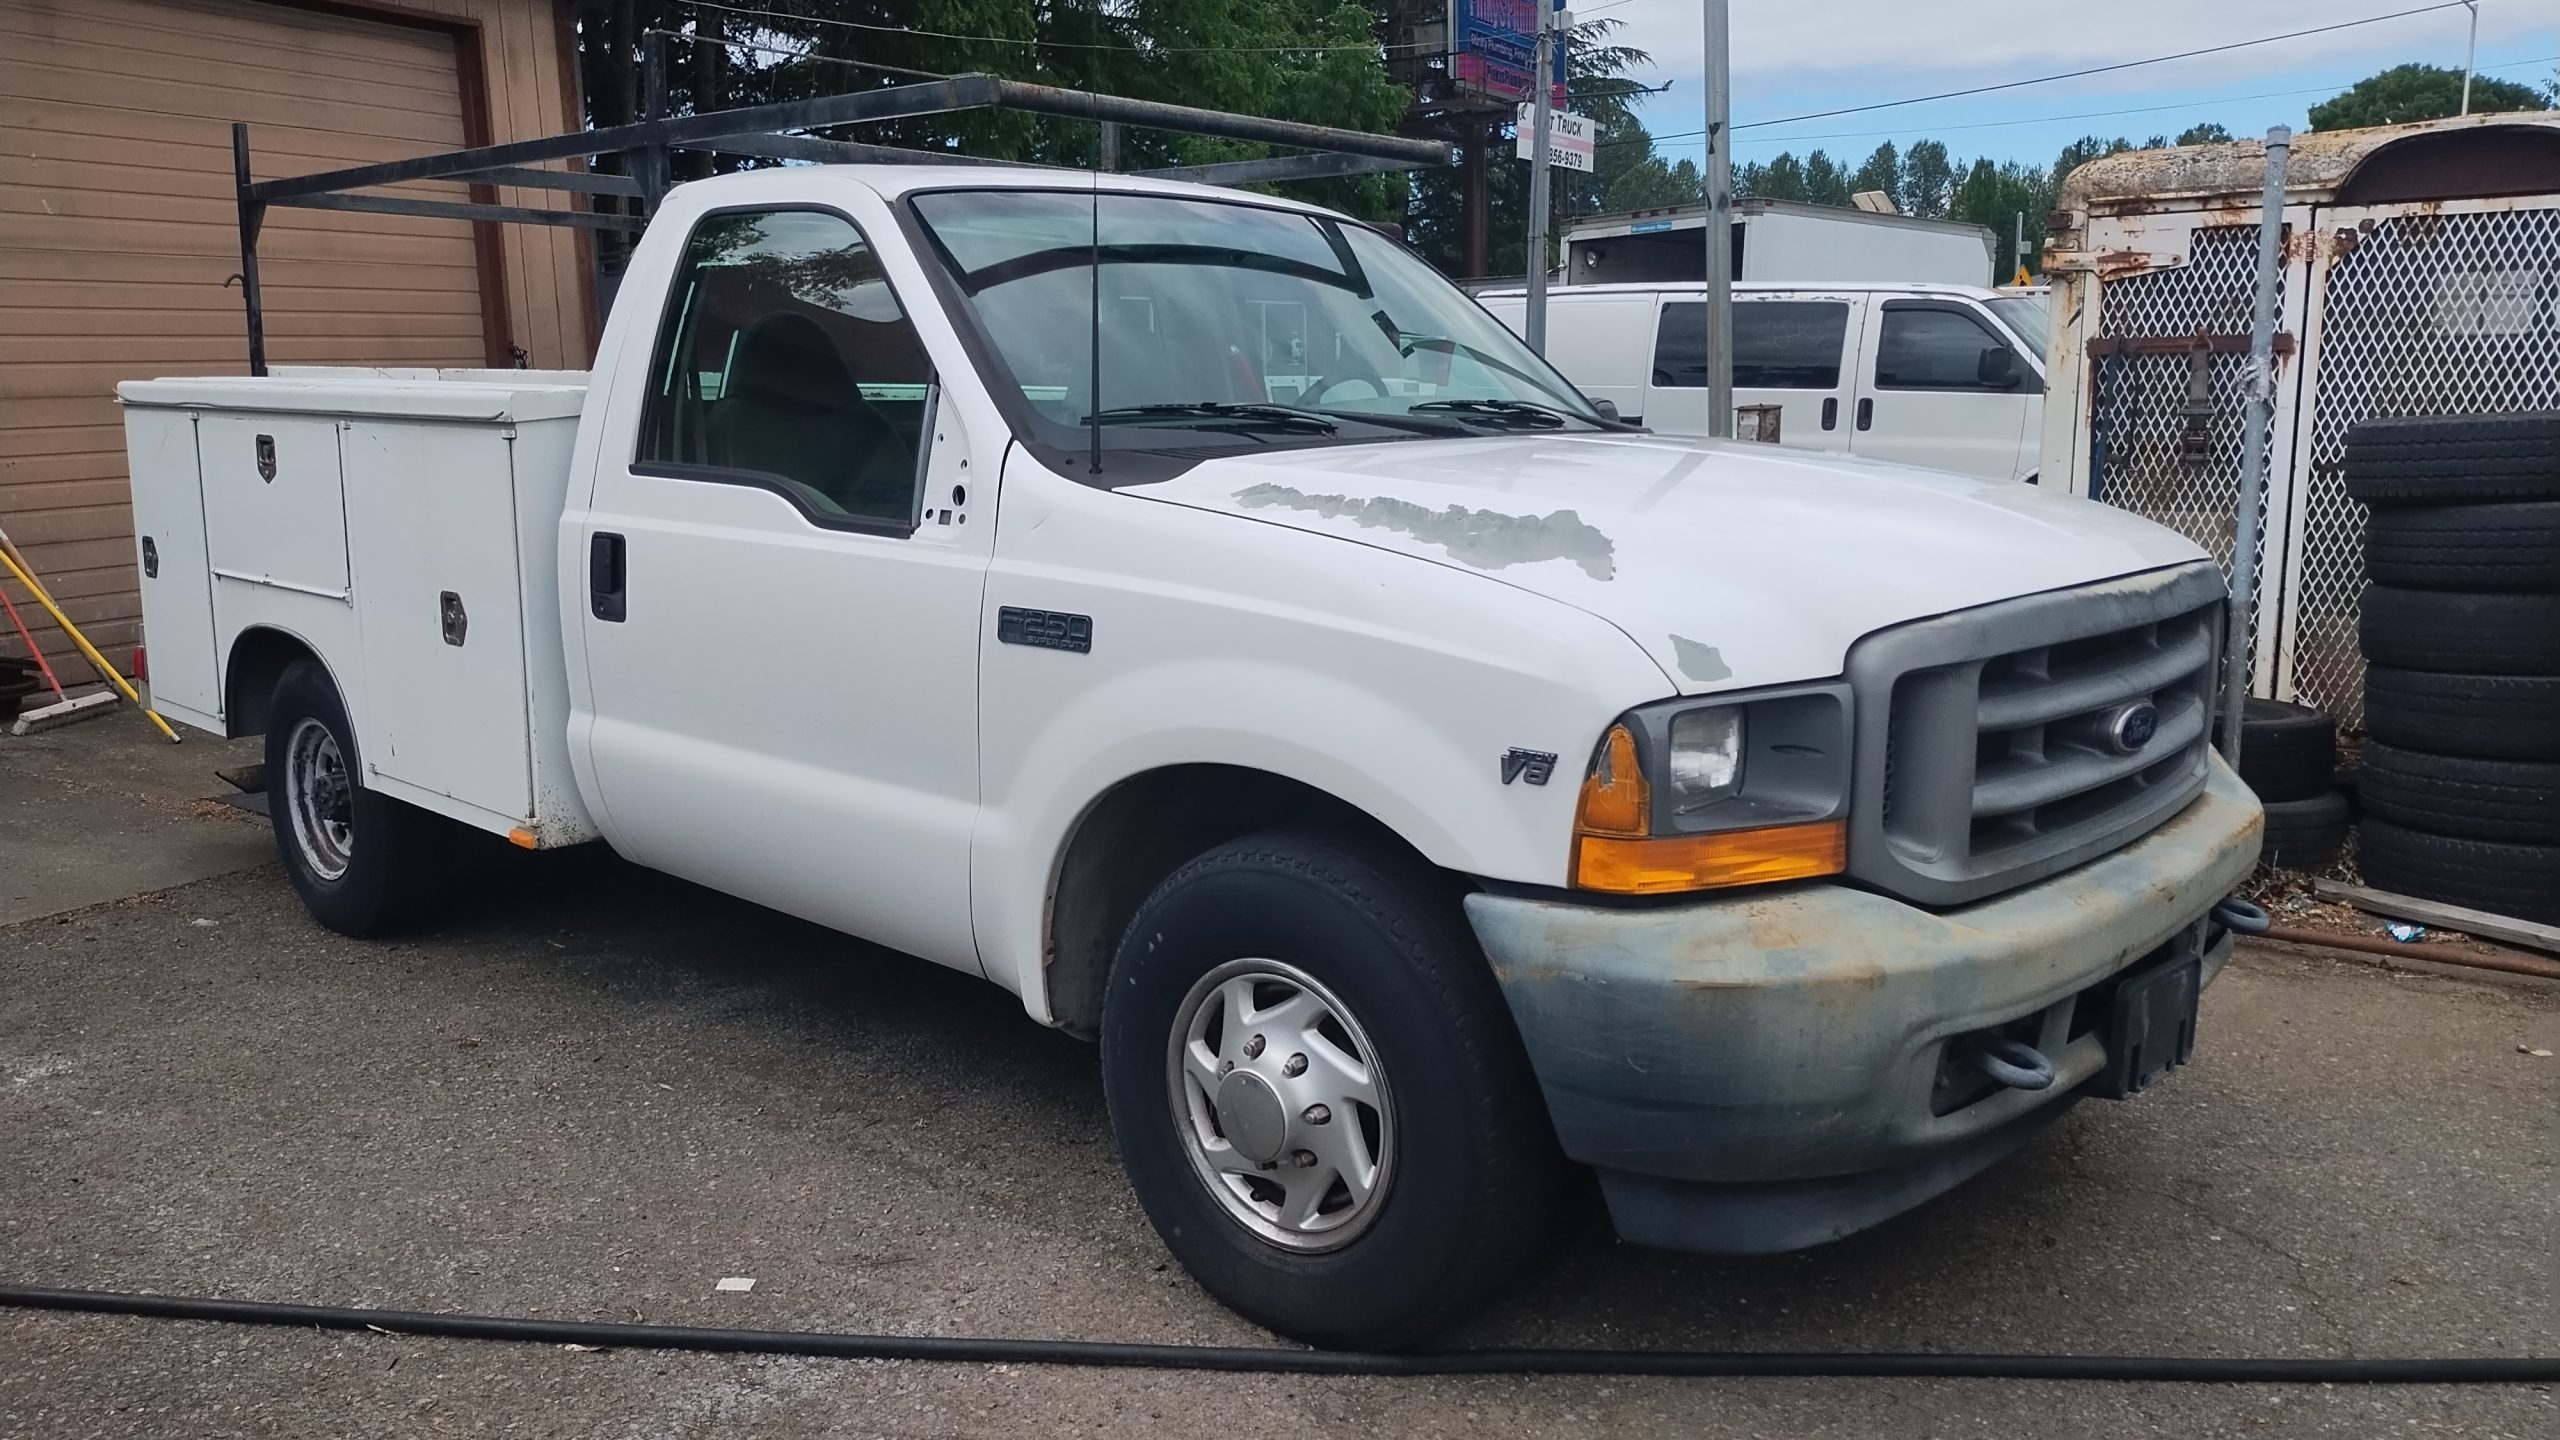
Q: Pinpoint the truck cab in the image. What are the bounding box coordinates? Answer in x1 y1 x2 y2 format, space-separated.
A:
120 166 2260 1350
1479 282 2050 483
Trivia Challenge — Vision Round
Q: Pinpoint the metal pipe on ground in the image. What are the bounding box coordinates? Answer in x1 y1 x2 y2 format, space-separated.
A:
2257 925 2560 981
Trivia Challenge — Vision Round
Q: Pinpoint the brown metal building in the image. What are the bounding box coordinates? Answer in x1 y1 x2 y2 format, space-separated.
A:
1 0 593 678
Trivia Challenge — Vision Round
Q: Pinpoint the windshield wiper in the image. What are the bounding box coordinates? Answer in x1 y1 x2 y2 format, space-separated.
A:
1407 398 1577 429
1084 402 1337 433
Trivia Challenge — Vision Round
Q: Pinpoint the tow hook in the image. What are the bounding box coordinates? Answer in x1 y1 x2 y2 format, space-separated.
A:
2211 895 2271 935
1962 1035 2057 1091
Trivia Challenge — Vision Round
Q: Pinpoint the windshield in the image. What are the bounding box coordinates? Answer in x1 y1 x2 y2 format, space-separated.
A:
909 188 1611 470
1986 293 2050 356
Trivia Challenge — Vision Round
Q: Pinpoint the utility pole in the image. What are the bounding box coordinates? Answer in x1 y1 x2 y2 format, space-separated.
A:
1701 0 1734 437
2218 125 2291 762
2459 1 2479 115
1523 3 1560 353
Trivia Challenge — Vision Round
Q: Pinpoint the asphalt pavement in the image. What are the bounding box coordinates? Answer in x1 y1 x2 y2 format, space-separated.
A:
1 714 2552 1437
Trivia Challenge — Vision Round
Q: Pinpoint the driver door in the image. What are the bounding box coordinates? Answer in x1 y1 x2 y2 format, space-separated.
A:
576 205 990 975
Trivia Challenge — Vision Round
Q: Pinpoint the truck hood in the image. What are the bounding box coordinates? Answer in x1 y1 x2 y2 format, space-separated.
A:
1130 433 2209 693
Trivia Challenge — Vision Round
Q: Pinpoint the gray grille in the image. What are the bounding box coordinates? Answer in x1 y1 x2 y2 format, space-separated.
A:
1847 564 2227 908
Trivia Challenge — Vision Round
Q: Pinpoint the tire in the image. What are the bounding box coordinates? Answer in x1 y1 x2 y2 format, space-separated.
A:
2342 412 2560 505
2258 790 2349 871
263 659 449 936
2236 699 2337 803
2362 668 2560 761
1099 830 1558 1349
2357 588 2560 676
2363 502 2560 592
2359 817 2560 926
2358 742 2560 845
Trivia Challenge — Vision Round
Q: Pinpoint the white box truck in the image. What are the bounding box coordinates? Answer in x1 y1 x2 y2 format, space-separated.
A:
121 165 2262 1349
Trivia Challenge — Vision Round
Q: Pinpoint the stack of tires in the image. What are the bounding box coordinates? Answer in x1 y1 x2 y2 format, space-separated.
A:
2241 698 2346 869
2349 411 2560 925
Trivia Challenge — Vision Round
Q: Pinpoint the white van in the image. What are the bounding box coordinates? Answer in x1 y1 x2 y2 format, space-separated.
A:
1481 283 2050 483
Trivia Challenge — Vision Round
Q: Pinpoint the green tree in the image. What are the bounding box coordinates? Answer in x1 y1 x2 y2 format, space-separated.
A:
1900 140 1955 218
1739 152 1809 202
1801 150 1851 206
1597 117 1704 211
1850 141 1901 208
2308 62 2548 131
2176 122 2233 145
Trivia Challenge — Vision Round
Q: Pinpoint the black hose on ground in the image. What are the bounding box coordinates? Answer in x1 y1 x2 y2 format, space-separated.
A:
3 1284 2552 1384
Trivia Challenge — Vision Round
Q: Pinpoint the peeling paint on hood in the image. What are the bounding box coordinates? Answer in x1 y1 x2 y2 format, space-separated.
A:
1669 636 1731 683
1130 433 2210 694
1233 483 1615 582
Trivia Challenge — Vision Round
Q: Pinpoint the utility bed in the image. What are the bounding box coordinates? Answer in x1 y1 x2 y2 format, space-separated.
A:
118 368 599 845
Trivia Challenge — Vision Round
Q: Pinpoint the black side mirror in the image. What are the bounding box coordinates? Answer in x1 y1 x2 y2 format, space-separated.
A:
1589 397 1620 422
1977 346 2022 389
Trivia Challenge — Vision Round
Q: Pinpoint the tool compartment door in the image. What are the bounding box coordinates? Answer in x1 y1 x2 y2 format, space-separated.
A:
119 407 222 725
340 419 533 824
198 416 350 599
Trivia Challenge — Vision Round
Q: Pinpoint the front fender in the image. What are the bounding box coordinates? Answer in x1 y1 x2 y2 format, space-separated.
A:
969 456 1674 1013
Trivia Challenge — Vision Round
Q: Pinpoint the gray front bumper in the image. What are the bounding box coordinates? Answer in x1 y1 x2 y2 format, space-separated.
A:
1465 754 2264 1252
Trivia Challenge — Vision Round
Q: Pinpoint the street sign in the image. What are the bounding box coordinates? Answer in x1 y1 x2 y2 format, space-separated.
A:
1516 105 1594 172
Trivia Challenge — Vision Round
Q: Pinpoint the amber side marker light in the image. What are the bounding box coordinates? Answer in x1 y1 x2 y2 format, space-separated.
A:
1571 723 1847 895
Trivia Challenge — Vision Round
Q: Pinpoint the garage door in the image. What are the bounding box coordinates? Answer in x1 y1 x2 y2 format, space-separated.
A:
0 0 492 676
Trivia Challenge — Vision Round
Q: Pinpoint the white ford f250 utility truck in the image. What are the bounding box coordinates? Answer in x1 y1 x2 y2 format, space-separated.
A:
120 166 2263 1349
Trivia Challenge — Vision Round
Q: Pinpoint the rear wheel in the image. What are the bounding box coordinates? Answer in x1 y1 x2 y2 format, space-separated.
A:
1100 831 1559 1349
264 659 449 936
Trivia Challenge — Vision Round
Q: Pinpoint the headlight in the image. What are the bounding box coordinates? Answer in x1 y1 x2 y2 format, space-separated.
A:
1570 682 1853 895
1666 707 1745 812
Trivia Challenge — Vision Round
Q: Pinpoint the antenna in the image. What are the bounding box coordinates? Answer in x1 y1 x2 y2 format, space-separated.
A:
1088 176 1103 476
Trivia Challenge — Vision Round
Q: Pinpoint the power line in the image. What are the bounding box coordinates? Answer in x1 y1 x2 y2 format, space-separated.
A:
1616 0 2478 149
655 27 952 82
674 0 1438 56
1738 0 2475 130
1723 55 2560 149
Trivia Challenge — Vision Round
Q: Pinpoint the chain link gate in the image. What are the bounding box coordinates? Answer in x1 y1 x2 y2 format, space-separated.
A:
2280 200 2560 730
2086 226 2296 694
2085 200 2560 732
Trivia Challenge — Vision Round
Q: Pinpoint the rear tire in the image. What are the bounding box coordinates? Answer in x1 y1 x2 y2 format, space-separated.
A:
264 659 449 936
1099 831 1558 1349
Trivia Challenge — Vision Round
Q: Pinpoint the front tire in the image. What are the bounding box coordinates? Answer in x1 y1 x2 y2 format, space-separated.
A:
264 659 448 936
1100 831 1559 1349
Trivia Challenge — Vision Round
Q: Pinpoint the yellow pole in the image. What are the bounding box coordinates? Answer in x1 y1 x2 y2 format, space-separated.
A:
0 539 181 743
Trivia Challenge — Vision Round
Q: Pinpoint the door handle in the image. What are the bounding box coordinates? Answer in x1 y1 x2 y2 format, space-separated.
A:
1821 397 1838 431
590 532 626 622
1856 398 1874 431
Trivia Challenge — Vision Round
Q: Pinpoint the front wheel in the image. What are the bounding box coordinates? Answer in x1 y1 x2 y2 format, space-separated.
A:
264 659 448 936
1100 831 1560 1349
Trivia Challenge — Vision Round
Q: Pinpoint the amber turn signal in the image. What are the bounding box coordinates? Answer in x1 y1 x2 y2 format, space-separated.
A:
1572 819 1848 896
1574 723 1650 838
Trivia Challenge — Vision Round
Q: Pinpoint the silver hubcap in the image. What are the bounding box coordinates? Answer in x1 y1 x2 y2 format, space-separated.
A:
284 717 354 881
1167 959 1394 1251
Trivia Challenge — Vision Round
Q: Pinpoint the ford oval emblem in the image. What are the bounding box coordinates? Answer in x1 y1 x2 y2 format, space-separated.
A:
2107 701 2161 755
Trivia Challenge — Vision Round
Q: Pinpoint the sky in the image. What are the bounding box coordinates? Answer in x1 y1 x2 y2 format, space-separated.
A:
1589 0 2560 170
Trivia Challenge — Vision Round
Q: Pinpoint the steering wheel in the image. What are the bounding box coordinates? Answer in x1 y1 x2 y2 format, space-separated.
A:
1299 366 1389 406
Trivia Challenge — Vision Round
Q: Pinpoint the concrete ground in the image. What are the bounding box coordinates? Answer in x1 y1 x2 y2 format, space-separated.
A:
1 715 2552 1437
